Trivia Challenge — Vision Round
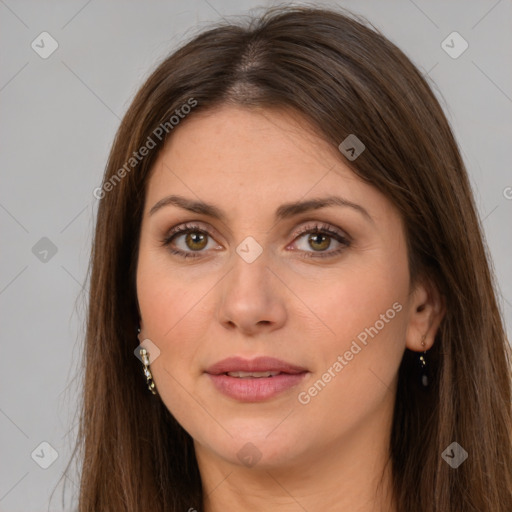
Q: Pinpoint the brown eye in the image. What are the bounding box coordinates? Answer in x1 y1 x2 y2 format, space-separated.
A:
291 223 351 259
184 231 208 251
307 233 332 251
161 224 220 259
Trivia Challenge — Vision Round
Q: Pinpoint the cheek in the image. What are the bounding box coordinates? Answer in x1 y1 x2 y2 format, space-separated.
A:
293 250 409 414
136 238 213 335
293 247 409 352
136 258 208 421
136 249 193 358
137 278 204 354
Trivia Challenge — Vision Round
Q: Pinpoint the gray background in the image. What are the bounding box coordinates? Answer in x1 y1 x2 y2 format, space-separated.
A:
1 0 511 510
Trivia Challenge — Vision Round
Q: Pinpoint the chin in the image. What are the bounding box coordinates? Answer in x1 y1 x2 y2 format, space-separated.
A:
202 426 308 470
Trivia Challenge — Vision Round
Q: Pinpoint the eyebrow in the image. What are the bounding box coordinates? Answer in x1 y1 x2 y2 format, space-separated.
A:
149 194 374 224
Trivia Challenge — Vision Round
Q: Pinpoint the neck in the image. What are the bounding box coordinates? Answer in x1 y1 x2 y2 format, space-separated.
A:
196 401 397 512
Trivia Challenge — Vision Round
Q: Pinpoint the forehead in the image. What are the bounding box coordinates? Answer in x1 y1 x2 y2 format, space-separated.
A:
143 105 395 226
153 104 339 180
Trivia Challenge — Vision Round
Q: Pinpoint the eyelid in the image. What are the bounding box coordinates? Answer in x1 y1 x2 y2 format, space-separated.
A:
290 221 350 243
163 220 222 241
164 219 349 240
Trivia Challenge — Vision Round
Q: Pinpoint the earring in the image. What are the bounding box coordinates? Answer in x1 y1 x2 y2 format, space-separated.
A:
418 334 429 388
140 348 157 395
138 327 157 396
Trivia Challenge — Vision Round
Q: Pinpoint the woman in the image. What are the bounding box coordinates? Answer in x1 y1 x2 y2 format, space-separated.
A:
69 5 512 511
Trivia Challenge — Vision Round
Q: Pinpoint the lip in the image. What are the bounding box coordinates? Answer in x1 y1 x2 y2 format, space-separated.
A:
205 356 308 375
205 356 309 402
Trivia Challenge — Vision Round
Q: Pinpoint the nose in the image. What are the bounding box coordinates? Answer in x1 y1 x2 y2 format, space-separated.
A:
216 250 287 336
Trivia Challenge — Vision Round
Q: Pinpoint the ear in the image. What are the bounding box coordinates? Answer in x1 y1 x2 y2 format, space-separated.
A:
137 319 144 343
405 276 446 352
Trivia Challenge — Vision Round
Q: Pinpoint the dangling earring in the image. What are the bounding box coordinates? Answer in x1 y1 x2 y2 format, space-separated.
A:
138 327 157 395
418 334 429 388
140 348 157 395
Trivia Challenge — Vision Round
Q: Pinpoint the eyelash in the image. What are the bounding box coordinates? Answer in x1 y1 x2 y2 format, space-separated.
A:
160 222 351 260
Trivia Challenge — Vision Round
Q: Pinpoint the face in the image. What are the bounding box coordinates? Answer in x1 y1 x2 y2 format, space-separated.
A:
136 104 417 470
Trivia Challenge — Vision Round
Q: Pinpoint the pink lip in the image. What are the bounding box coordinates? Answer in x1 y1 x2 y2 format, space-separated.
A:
205 356 308 375
205 356 308 402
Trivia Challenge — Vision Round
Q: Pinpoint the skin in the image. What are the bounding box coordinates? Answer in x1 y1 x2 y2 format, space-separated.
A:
136 105 445 512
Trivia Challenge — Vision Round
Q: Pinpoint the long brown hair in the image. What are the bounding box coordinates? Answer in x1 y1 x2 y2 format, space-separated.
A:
65 5 512 511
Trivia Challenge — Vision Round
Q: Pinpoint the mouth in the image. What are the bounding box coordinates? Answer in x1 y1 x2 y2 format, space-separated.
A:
205 355 308 375
205 356 309 402
223 370 284 378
